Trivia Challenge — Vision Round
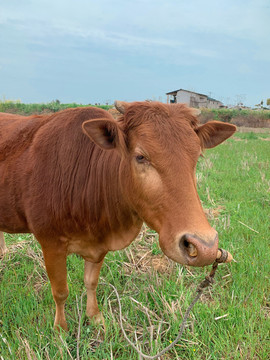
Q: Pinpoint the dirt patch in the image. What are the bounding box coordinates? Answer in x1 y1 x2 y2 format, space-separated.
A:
124 243 175 275
151 255 174 273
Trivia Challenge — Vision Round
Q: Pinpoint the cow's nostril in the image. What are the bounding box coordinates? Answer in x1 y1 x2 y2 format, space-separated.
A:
183 238 189 248
180 234 198 257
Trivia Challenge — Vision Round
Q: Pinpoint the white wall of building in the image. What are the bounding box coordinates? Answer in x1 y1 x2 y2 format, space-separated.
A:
176 90 191 105
175 90 222 108
167 89 223 108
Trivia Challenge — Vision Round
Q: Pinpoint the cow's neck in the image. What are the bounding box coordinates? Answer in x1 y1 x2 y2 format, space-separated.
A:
81 148 142 243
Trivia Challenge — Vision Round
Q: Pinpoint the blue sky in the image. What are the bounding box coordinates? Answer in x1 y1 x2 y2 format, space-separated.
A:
1 0 269 106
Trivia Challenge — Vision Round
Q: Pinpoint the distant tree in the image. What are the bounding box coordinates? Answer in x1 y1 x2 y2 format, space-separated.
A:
255 100 264 109
267 98 270 108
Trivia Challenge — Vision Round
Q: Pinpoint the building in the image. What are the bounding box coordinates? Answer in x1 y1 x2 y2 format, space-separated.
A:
166 89 223 109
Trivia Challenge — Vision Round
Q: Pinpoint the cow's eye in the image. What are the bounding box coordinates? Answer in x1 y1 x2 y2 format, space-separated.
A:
136 154 146 163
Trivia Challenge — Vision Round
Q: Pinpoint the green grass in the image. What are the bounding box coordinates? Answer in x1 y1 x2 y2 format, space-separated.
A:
0 132 270 359
0 100 111 115
233 131 270 140
201 108 270 122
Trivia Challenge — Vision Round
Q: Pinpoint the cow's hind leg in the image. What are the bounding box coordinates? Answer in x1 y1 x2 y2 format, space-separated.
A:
41 241 69 331
0 232 7 256
84 258 105 325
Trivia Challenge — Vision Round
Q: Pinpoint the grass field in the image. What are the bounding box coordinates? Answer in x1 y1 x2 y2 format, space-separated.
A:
0 100 111 115
0 100 270 129
0 130 269 359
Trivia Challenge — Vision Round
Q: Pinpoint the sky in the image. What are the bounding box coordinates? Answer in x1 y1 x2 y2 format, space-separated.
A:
1 0 269 107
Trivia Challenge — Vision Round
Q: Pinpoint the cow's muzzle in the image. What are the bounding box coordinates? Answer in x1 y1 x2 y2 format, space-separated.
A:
179 233 219 267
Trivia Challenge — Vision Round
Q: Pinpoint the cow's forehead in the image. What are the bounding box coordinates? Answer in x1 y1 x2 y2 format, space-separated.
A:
122 102 201 154
123 102 199 128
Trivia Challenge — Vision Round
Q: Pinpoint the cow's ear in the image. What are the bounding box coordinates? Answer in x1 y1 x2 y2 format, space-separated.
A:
196 121 236 149
82 118 122 150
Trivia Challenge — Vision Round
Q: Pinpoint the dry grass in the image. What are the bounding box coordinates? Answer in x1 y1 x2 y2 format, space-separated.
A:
231 116 270 128
200 109 270 128
237 127 270 133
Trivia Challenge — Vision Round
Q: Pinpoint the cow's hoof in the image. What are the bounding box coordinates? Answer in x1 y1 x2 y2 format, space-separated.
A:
90 313 106 329
54 325 68 333
0 246 7 257
53 320 68 332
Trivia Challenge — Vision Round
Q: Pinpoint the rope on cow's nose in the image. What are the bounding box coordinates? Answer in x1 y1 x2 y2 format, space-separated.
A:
103 248 231 360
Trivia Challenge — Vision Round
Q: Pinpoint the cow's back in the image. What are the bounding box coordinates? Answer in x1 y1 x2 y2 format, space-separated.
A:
0 112 51 232
0 113 49 161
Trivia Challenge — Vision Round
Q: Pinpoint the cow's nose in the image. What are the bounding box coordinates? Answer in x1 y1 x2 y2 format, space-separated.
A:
179 232 219 267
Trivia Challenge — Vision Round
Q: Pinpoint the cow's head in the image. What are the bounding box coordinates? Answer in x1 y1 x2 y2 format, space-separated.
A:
82 101 236 267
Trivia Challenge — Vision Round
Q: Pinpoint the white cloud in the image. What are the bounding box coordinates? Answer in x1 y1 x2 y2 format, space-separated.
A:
2 0 269 44
53 24 184 48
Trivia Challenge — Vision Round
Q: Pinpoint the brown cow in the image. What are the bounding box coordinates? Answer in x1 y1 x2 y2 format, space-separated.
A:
0 101 236 330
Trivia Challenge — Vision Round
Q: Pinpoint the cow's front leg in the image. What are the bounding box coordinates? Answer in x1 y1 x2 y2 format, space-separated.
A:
0 232 7 256
84 258 105 325
41 242 69 331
